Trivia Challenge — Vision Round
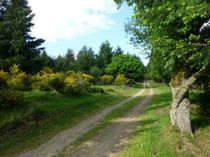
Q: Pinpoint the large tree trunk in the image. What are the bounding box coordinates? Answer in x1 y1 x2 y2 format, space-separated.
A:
170 85 192 133
169 70 202 134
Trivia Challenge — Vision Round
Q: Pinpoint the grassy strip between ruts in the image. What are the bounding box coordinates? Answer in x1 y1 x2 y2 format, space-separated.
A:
59 88 150 156
121 83 210 157
0 84 143 157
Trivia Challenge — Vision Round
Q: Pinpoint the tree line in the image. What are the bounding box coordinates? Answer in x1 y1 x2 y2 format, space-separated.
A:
0 0 145 81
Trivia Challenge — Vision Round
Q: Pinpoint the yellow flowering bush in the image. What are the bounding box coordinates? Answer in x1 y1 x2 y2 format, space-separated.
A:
7 65 28 90
30 70 65 91
64 72 92 95
114 74 130 85
100 75 114 85
82 73 94 82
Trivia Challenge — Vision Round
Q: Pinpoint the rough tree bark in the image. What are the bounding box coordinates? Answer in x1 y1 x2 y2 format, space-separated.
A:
169 68 204 133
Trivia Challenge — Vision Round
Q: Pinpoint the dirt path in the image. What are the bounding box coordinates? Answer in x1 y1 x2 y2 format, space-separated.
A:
17 85 147 157
60 85 153 157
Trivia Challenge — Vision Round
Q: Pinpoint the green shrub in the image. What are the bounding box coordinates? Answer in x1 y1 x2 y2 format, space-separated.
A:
49 77 65 92
106 88 116 93
29 108 49 121
0 70 8 88
114 74 130 85
31 81 52 91
89 87 105 93
0 89 24 109
189 91 210 114
198 93 210 114
99 75 114 85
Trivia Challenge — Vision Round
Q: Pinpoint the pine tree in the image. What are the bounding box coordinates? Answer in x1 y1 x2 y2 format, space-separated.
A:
65 49 75 71
97 41 113 73
0 0 44 73
76 46 95 73
113 46 124 56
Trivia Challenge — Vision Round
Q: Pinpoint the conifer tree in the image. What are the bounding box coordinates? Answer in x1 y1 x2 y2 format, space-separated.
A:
0 0 44 73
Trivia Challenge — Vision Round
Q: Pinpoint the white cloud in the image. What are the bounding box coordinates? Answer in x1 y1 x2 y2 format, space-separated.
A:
28 0 118 42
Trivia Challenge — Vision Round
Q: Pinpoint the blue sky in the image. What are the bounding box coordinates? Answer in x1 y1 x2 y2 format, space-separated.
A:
28 0 149 65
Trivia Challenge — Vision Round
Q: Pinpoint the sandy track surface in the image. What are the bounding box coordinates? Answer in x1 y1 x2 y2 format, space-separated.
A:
61 86 153 157
17 86 146 157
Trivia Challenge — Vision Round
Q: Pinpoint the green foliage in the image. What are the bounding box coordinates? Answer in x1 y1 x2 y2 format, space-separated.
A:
114 74 130 85
48 77 65 92
89 66 102 77
76 46 96 73
106 54 145 80
99 75 114 85
115 0 210 82
89 87 105 93
0 89 24 109
0 70 8 88
113 46 124 56
189 91 210 114
97 41 113 73
0 0 44 73
38 52 55 70
146 51 170 82
54 49 75 72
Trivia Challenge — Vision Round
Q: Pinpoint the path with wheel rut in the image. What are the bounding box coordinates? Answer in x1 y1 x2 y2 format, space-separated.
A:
17 83 153 157
61 84 153 157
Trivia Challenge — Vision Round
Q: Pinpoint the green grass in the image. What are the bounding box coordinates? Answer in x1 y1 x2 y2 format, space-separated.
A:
0 84 143 157
60 88 150 156
122 83 210 157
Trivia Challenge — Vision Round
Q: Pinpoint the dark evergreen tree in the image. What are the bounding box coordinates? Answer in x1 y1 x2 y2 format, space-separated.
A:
76 46 95 73
54 55 66 72
113 46 124 56
0 0 44 73
97 41 113 73
65 49 75 71
38 51 54 68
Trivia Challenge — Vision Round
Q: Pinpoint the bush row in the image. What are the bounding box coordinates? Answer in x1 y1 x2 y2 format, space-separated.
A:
0 65 134 109
0 65 133 91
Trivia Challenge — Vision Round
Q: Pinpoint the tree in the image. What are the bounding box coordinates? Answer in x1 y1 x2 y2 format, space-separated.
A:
65 49 75 71
76 46 96 73
97 41 113 72
113 46 124 56
114 0 210 133
54 49 75 72
146 50 170 83
38 51 54 68
54 55 66 72
106 54 145 80
0 0 44 73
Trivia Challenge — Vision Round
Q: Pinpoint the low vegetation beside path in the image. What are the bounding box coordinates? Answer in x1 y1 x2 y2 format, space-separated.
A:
0 83 143 157
122 83 210 157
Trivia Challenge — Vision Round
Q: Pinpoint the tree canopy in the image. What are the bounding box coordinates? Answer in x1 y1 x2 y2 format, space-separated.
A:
106 54 145 80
